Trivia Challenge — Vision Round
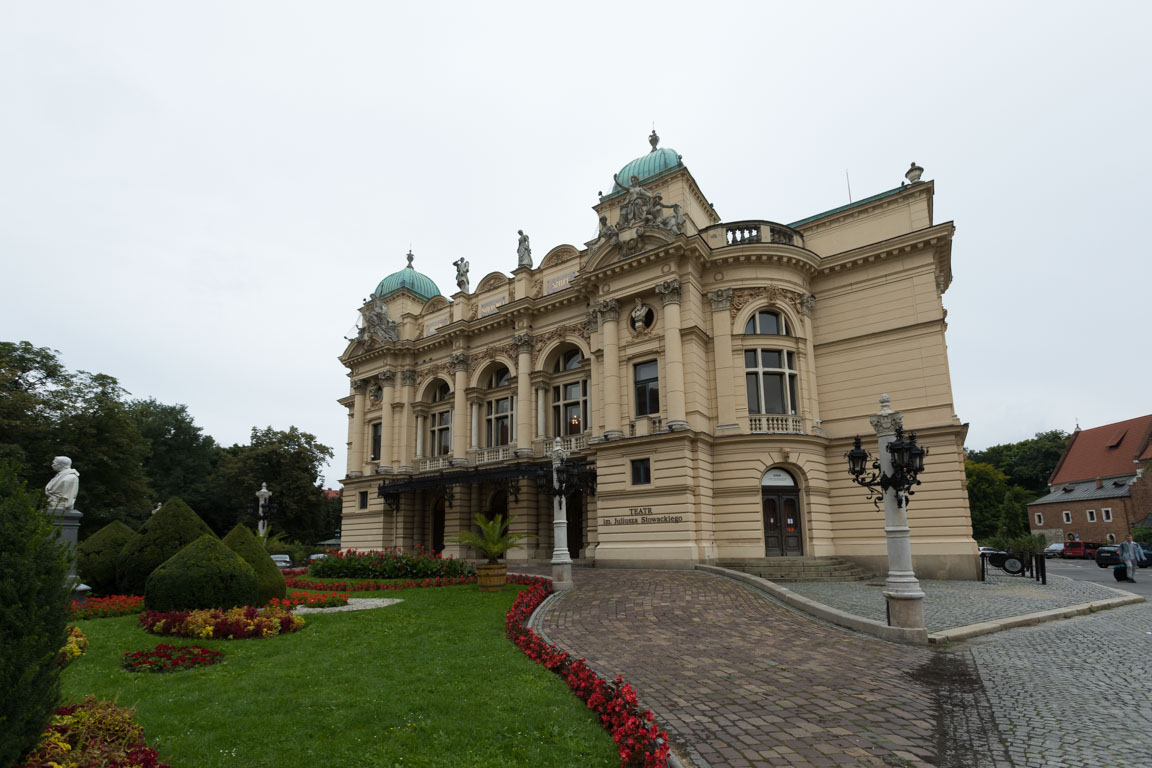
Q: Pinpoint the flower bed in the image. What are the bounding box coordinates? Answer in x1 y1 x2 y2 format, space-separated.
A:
71 594 145 619
505 576 670 768
123 644 224 673
59 626 89 668
140 605 304 639
286 574 477 592
14 697 169 768
308 545 474 580
269 591 351 609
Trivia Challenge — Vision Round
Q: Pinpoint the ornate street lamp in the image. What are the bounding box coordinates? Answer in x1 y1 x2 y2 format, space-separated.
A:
254 482 275 538
844 395 928 632
548 438 574 591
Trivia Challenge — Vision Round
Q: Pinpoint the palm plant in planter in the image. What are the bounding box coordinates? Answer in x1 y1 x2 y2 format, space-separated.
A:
452 513 529 592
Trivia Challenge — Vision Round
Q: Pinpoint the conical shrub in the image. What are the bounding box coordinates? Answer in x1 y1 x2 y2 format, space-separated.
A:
223 524 286 605
116 497 214 595
77 521 137 595
145 535 259 612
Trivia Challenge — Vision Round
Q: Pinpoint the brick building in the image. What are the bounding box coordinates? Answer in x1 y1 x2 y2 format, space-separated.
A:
1028 414 1152 543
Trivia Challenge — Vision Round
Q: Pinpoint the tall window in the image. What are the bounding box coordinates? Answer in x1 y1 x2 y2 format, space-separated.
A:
745 349 798 415
1034 512 1043 526
634 360 660 418
485 366 513 447
552 348 588 436
1086 509 1096 522
744 309 788 336
1062 510 1072 524
370 422 382 460
429 382 452 456
1103 508 1113 522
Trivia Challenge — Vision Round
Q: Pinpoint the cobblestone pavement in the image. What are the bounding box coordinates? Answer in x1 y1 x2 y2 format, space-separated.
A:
534 569 942 768
963 601 1152 768
783 571 1124 632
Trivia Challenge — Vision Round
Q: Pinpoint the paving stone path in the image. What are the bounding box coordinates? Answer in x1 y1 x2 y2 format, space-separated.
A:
534 569 942 767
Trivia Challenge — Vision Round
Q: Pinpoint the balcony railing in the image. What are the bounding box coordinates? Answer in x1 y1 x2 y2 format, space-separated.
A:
748 415 803 434
715 220 804 248
476 446 513 464
418 456 452 472
533 435 588 454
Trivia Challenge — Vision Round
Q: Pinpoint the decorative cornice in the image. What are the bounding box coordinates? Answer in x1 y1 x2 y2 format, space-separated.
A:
707 288 733 312
729 285 807 318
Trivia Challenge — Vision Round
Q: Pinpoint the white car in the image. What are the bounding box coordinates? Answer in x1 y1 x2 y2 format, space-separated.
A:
269 554 293 570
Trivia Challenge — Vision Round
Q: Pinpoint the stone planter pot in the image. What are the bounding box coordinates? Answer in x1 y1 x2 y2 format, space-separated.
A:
476 563 507 592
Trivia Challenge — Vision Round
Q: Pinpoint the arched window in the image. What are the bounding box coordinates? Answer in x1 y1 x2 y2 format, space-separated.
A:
551 347 587 437
429 382 452 457
744 309 788 336
745 349 798 415
485 366 513 447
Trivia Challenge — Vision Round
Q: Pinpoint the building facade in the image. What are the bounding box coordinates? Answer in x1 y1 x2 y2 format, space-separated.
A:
1028 414 1152 543
338 137 977 578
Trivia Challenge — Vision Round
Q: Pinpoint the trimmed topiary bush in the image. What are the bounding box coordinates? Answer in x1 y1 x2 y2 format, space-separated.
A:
223 524 286 605
0 461 73 768
145 535 259 612
116 497 214 595
77 521 137 595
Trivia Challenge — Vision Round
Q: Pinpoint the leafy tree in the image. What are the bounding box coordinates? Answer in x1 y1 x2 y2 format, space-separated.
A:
0 462 72 766
964 461 1009 540
0 341 74 471
129 399 220 514
967 429 1071 494
206 427 334 543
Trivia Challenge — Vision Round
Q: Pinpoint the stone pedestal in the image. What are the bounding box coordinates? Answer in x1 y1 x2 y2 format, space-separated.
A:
51 507 90 600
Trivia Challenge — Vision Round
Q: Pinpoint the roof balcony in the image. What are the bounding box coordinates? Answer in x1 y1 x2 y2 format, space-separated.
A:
710 220 805 249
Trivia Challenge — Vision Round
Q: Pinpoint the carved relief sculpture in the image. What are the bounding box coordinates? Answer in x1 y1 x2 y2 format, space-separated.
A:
708 288 733 312
451 352 469 372
400 369 417 388
655 279 682 305
348 295 399 346
597 298 620 322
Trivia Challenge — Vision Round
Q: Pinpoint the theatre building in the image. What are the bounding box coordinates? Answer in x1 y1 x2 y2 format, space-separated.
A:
338 136 977 578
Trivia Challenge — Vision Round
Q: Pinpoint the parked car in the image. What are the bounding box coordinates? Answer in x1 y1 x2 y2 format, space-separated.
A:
978 546 1006 556
1095 546 1122 567
1061 541 1102 559
1043 543 1065 558
270 554 293 570
308 553 327 563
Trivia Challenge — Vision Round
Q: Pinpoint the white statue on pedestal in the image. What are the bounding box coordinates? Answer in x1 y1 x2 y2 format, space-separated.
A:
45 456 80 511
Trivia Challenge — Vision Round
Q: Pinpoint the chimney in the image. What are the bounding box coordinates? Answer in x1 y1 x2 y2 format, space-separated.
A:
1095 477 1103 489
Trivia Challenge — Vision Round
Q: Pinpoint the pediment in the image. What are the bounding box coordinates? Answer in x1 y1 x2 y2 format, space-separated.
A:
421 295 450 314
584 226 679 273
476 272 510 293
539 244 580 269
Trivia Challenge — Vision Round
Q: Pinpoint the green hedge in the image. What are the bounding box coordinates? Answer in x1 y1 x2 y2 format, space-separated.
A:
77 521 137 595
223 524 286 605
116 497 214 595
0 462 72 767
145 535 259 612
309 547 474 580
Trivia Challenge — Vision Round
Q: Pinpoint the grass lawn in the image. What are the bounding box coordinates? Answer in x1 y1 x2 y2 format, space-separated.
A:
64 583 618 768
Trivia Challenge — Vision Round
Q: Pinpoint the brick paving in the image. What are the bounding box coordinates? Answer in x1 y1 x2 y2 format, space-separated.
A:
532 569 943 768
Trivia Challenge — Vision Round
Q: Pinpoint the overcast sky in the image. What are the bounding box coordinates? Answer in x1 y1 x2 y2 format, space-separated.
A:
3 2 1148 486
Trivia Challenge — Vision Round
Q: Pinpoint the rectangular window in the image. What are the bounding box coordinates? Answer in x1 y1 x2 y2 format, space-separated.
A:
370 423 382 460
1086 509 1096 522
1062 510 1072 524
1034 512 1043 526
1103 508 1113 522
631 458 651 485
634 361 660 417
358 491 368 509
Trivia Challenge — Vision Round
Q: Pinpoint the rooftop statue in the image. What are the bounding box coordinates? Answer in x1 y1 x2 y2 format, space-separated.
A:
453 256 470 293
613 174 657 228
45 456 80 512
348 294 399 345
517 230 532 269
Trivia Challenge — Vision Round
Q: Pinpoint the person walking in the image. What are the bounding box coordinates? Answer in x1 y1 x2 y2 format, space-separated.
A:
1118 534 1143 583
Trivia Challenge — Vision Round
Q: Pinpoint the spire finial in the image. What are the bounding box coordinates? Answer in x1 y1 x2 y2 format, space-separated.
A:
649 129 660 153
406 250 414 268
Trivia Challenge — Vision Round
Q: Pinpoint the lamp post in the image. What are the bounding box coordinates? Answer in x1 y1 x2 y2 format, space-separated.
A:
255 482 272 539
549 437 574 591
845 394 927 629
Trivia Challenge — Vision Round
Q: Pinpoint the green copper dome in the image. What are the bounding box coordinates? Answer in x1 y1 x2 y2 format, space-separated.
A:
609 131 684 196
374 250 441 301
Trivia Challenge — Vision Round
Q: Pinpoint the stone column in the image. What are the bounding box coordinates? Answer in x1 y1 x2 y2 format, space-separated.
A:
800 295 823 434
535 385 547 440
599 299 622 439
515 333 533 453
469 397 482 451
378 371 395 471
708 288 738 432
415 413 425 458
349 380 367 477
870 394 926 630
452 353 469 463
656 279 688 431
398 370 416 473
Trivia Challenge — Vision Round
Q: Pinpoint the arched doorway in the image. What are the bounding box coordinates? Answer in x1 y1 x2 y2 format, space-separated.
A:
762 468 802 557
430 498 445 555
567 490 584 559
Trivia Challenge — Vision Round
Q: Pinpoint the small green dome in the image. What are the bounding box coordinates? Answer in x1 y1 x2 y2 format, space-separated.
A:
610 132 683 195
374 251 441 301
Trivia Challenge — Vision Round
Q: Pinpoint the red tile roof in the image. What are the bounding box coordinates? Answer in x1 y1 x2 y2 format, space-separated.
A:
1049 414 1152 484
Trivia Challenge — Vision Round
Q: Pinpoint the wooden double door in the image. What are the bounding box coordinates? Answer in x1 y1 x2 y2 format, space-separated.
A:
762 490 803 557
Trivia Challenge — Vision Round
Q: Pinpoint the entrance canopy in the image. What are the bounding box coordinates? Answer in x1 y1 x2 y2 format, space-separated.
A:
377 459 596 510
